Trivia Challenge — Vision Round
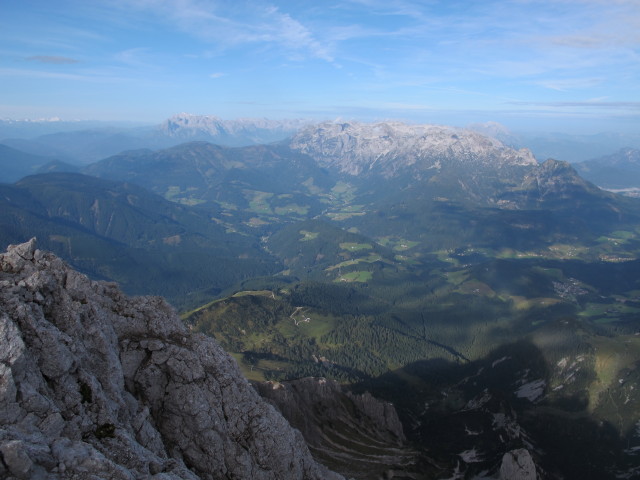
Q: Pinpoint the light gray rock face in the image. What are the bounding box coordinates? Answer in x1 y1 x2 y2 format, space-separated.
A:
499 448 537 479
0 239 342 480
290 121 537 177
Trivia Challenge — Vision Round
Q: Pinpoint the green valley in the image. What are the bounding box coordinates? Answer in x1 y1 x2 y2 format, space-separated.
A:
3 126 640 479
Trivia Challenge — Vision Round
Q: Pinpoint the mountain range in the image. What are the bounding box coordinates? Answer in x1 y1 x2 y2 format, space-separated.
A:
2 117 640 478
0 172 277 307
0 114 309 164
575 147 640 194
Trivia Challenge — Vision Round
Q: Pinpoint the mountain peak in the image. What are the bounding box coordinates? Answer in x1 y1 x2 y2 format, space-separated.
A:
157 113 311 145
289 120 537 176
160 113 225 136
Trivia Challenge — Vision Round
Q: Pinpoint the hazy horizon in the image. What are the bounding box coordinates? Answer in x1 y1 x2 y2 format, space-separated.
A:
2 1 639 135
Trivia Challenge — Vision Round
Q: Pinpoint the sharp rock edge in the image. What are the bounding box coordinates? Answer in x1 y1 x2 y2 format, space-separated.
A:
0 238 343 480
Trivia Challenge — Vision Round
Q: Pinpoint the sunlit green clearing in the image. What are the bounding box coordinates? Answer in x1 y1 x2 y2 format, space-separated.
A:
164 186 205 205
496 248 543 259
245 191 273 214
393 240 419 251
340 242 372 251
326 254 383 271
547 244 590 258
214 200 238 210
299 230 319 241
302 177 324 195
232 290 276 298
394 254 420 264
327 211 366 220
330 181 357 204
579 302 640 319
274 204 309 215
597 230 635 244
278 312 337 340
335 271 373 282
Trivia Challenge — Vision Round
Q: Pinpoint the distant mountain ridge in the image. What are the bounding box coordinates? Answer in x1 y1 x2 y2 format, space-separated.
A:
0 172 278 305
575 147 640 193
158 113 311 144
1 114 312 164
290 121 537 177
3 119 640 306
0 144 58 182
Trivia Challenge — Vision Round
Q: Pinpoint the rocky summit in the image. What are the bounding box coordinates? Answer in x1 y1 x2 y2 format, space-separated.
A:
0 239 342 480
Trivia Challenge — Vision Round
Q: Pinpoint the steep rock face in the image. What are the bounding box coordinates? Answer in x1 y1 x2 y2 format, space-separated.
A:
290 121 537 177
0 239 342 480
499 448 537 479
255 377 416 479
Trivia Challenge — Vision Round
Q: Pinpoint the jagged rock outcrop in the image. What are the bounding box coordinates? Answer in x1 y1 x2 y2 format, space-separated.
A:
0 239 342 480
255 377 417 480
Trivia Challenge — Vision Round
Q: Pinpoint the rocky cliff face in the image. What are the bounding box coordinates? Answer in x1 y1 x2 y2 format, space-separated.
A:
0 239 342 480
255 377 415 480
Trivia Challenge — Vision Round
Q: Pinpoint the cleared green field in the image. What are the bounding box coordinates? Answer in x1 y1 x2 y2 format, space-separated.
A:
336 271 373 282
330 181 357 203
275 204 309 215
245 190 274 214
299 230 319 241
327 211 366 221
326 254 383 271
340 242 373 251
393 240 419 251
164 185 206 205
578 302 640 321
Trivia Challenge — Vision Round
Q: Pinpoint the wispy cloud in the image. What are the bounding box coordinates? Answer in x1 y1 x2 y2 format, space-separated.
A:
26 55 79 64
114 48 160 70
209 72 226 78
508 100 640 110
0 67 130 84
118 0 333 62
536 78 605 91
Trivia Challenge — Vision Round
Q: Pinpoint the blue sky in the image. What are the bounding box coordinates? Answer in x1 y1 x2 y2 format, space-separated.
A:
1 0 639 132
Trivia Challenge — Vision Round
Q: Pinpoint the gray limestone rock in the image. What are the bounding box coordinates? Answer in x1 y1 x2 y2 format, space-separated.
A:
255 377 417 479
499 448 537 479
0 239 342 480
